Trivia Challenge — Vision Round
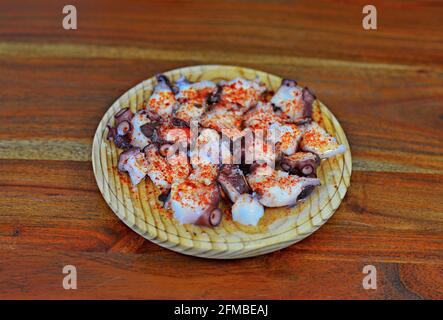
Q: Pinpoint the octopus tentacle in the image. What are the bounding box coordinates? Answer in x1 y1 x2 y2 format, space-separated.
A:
270 79 315 123
107 108 135 149
117 148 148 186
170 170 221 226
114 108 134 125
281 79 297 87
116 120 131 136
106 125 117 141
195 208 223 227
217 164 250 203
280 152 320 178
300 87 316 123
232 194 264 226
247 163 320 207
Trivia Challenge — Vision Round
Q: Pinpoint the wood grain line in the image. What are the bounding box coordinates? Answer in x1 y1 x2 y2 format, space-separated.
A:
0 139 91 161
0 42 433 72
352 158 442 175
2 247 442 299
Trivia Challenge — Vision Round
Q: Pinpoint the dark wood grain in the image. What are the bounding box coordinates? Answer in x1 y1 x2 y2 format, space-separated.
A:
3 247 443 299
0 0 442 299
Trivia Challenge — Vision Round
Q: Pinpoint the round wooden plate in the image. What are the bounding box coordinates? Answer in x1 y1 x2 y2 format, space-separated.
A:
92 65 352 259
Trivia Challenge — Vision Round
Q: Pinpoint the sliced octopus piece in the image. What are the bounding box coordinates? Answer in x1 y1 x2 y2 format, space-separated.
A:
117 148 148 186
114 107 134 125
129 110 156 149
218 77 266 111
144 144 191 194
155 121 190 154
299 121 346 159
196 208 223 227
175 77 217 104
200 106 243 132
189 164 219 186
156 118 190 144
173 77 218 125
144 144 174 194
107 124 132 150
232 193 264 226
170 170 221 226
145 74 178 118
190 128 221 167
217 164 250 203
270 79 315 123
174 101 207 125
280 152 320 177
247 166 320 207
268 122 303 156
107 108 135 149
242 101 282 130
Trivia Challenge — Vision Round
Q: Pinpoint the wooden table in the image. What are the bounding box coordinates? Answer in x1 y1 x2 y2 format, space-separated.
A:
0 0 442 299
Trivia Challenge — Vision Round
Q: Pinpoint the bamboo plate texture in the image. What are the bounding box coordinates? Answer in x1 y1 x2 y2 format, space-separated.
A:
92 65 352 259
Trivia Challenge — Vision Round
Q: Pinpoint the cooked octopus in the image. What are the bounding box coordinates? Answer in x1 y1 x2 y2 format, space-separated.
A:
270 79 315 123
190 128 221 166
108 73 346 227
107 108 160 150
107 108 134 149
300 121 346 159
144 144 191 195
146 74 178 118
217 164 250 203
173 101 206 125
129 110 159 149
217 165 265 226
268 122 303 157
173 77 217 124
280 152 320 178
242 101 282 130
242 102 303 157
170 166 222 226
156 117 187 140
247 163 320 207
117 148 148 186
200 105 243 132
218 77 266 112
175 77 217 102
232 193 264 226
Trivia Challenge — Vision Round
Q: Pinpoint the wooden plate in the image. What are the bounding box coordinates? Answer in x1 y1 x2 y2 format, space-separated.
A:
92 65 352 259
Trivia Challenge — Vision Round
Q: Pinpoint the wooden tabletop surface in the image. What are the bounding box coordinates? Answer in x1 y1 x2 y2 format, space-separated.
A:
0 0 442 299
